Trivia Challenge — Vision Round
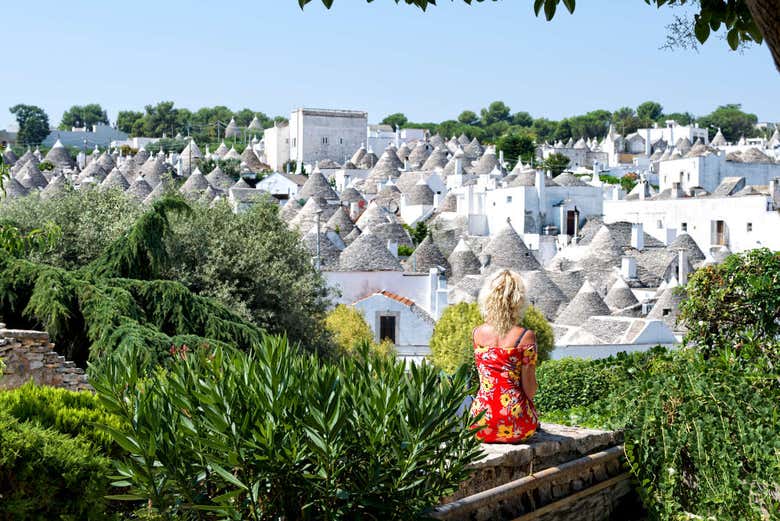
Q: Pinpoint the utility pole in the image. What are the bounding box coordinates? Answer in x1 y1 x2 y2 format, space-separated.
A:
315 209 323 270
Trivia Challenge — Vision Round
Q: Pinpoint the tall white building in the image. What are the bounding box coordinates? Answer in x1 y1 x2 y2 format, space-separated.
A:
263 121 290 172
289 108 367 169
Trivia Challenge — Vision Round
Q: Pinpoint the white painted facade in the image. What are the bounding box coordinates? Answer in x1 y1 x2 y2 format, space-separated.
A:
263 122 290 172
353 292 435 363
44 124 128 148
255 172 304 199
643 121 709 147
604 191 780 254
658 152 780 193
289 108 368 169
366 125 426 154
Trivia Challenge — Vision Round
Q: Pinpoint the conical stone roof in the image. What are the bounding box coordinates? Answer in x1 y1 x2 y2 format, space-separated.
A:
214 141 229 158
248 116 263 130
127 178 153 201
339 187 365 205
448 238 481 283
482 221 541 272
2 146 18 166
44 140 75 169
406 235 450 275
458 133 470 145
298 171 339 200
421 146 449 171
406 179 434 206
97 152 116 172
520 270 567 321
473 147 500 176
41 175 69 199
18 163 48 190
134 148 150 164
358 151 379 169
407 142 432 169
396 143 411 162
339 232 402 272
224 118 240 138
670 233 705 265
101 168 130 191
240 146 265 172
140 156 167 186
4 177 29 199
206 166 234 190
302 230 342 270
179 168 211 196
326 206 356 239
350 145 367 166
710 129 727 147
355 201 394 231
232 177 252 189
555 280 611 326
463 138 483 159
648 282 686 331
604 277 639 311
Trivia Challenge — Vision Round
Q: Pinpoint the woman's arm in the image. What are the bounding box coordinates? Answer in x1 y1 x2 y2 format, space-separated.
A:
520 331 538 400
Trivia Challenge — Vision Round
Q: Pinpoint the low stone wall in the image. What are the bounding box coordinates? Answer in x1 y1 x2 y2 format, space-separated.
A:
435 424 641 521
0 327 91 392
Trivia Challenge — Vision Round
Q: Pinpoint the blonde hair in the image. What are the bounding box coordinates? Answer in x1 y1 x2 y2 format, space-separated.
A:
478 269 527 337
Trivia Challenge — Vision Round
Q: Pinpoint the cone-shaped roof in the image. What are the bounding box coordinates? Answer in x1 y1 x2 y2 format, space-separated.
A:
180 139 202 160
339 187 365 204
357 151 379 169
482 220 541 272
214 141 229 158
241 146 267 172
669 233 705 264
101 168 130 191
127 178 153 201
224 118 240 138
370 220 414 249
143 179 168 205
17 163 49 190
344 226 361 245
302 230 342 269
298 171 339 200
4 177 29 199
339 232 403 272
289 197 328 234
120 156 140 181
44 139 75 169
135 148 150 164
248 116 263 130
206 166 234 190
396 143 411 162
473 147 500 176
2 146 18 165
223 146 241 161
604 277 639 311
555 280 611 326
279 197 303 222
448 238 481 283
41 175 70 199
355 201 394 231
463 137 483 159
710 129 727 147
406 179 434 206
421 145 449 171
326 206 356 239
406 235 450 275
648 281 686 331
350 145 367 166
553 172 588 187
367 150 403 181
232 177 252 189
407 142 432 169
179 168 211 196
458 133 470 145
520 270 567 321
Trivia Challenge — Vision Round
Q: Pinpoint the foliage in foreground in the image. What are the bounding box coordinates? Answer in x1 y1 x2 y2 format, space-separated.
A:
93 335 483 520
0 197 264 369
429 302 553 374
540 249 780 520
0 410 116 521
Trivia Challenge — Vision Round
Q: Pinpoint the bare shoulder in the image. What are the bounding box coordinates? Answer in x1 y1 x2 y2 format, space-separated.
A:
520 328 536 345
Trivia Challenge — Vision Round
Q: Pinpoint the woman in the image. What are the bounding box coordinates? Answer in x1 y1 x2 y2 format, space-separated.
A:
470 269 539 443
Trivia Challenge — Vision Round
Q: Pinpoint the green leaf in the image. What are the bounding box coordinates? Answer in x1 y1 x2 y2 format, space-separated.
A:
543 0 557 20
562 0 575 14
210 462 248 490
694 17 710 44
727 28 740 50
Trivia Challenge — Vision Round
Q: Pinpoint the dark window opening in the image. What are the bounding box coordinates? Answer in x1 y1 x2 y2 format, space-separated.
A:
379 316 396 344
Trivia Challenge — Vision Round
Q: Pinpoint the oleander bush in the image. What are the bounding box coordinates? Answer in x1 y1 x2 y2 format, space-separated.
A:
0 410 117 521
429 302 553 374
93 335 483 520
324 304 394 358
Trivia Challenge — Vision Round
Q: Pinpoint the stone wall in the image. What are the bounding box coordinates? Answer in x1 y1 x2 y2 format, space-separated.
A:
0 326 91 392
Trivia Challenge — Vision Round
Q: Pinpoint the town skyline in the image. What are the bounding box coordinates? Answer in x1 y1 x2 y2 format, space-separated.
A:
4 0 780 130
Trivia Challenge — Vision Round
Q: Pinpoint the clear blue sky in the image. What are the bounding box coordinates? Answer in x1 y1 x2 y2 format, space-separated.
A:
3 0 779 129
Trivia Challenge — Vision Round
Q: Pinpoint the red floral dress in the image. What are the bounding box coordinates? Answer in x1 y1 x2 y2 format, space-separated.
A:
470 327 539 443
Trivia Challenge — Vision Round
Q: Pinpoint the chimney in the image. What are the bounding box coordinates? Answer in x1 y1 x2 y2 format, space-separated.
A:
621 257 637 279
403 159 409 171
631 223 644 251
639 180 646 200
455 157 463 176
770 178 780 207
535 169 546 212
433 192 441 208
645 127 652 156
387 240 398 258
499 149 504 167
349 201 359 220
678 250 689 285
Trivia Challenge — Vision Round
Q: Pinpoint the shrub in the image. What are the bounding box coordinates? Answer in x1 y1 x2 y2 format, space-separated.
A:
0 382 122 454
397 244 414 257
0 411 116 521
429 302 553 374
93 335 483 520
37 160 54 171
324 304 394 358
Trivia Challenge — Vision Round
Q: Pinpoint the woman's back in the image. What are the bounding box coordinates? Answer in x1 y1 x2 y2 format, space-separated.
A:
471 324 539 443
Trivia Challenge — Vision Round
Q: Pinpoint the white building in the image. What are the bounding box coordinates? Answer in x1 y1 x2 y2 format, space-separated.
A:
255 172 307 201
366 124 426 154
657 148 780 193
604 177 780 255
289 108 367 169
44 123 128 148
263 120 290 172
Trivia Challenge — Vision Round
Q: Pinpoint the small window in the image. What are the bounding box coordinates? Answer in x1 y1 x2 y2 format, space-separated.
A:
339 137 343 145
681 222 687 232
662 308 672 317
686 173 690 182
379 316 396 344
506 196 513 203
657 219 663 229
747 222 753 232
321 137 328 145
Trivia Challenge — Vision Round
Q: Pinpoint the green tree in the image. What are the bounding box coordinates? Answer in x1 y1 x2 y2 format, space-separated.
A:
116 110 144 135
510 111 533 127
697 103 759 142
497 131 536 166
9 104 50 146
458 110 479 126
303 0 780 72
542 152 571 176
612 106 640 135
532 117 558 143
325 304 394 357
663 111 695 126
480 100 511 126
381 112 408 129
58 104 108 130
636 100 663 122
141 101 180 137
429 302 553 374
